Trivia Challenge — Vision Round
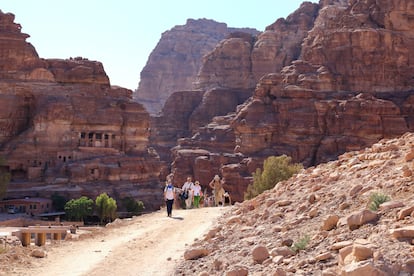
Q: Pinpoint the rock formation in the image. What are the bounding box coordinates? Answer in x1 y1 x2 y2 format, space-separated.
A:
176 132 414 275
232 0 414 162
0 10 163 210
194 1 319 90
147 2 320 194
168 0 414 203
134 18 259 114
149 87 252 183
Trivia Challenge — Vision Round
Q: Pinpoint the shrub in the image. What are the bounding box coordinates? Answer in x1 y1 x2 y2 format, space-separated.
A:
64 196 94 221
368 192 390 211
96 193 117 224
291 235 310 253
244 155 303 200
123 197 145 216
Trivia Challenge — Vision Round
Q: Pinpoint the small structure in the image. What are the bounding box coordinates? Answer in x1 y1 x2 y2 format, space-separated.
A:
37 211 66 222
13 226 69 246
0 197 52 215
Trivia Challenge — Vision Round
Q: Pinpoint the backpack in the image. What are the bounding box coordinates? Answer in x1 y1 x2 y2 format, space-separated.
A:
180 190 188 200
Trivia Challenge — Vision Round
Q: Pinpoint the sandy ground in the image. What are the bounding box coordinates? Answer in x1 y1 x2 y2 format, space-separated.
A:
5 206 227 276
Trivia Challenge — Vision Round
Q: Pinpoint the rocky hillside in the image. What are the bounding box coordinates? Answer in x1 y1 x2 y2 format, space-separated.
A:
176 132 414 275
134 18 259 114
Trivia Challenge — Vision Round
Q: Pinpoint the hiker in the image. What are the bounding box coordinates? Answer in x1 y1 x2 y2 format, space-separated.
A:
181 176 194 209
164 175 176 217
209 174 225 206
202 189 211 207
192 181 203 208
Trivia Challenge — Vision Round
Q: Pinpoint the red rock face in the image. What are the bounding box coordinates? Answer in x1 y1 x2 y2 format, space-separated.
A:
194 33 257 90
0 12 109 85
301 0 414 93
134 18 259 114
0 12 42 78
0 11 163 210
168 0 414 203
150 88 252 183
195 2 319 91
46 58 110 85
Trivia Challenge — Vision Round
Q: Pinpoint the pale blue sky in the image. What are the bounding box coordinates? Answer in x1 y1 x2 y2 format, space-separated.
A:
1 0 318 90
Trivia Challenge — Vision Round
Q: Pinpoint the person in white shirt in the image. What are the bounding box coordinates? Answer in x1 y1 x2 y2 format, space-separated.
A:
164 175 176 217
192 181 202 208
181 176 195 209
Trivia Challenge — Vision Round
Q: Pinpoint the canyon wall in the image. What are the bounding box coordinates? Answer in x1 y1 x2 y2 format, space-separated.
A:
4 0 414 208
167 0 414 203
194 2 319 91
0 10 163 210
149 2 320 190
134 18 259 114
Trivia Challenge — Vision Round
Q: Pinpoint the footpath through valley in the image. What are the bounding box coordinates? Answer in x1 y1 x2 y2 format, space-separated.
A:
3 207 227 276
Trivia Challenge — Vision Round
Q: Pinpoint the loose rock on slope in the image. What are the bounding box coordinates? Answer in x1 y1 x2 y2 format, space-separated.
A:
175 132 414 275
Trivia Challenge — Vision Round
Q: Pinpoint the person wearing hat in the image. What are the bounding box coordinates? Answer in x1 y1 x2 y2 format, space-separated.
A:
192 181 203 208
209 174 225 206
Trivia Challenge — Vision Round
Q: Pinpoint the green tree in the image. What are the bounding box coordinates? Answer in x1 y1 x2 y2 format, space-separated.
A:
123 197 145 216
96 193 117 224
0 157 11 200
244 155 303 200
51 193 67 211
64 196 94 221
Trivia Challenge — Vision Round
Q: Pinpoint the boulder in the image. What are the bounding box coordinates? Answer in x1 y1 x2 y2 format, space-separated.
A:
346 209 378 230
251 245 269 264
184 248 209 260
321 214 339 231
390 226 414 239
341 261 387 276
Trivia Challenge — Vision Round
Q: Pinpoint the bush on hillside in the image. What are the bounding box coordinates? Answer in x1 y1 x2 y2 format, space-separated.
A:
291 235 310 253
244 155 303 200
368 192 390 211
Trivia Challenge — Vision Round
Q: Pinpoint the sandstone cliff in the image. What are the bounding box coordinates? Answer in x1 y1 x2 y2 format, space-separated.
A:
149 2 320 189
194 2 319 90
0 10 162 210
149 87 252 183
168 0 414 203
134 18 259 114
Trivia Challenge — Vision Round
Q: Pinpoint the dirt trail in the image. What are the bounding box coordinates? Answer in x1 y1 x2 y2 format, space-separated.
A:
10 207 227 276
